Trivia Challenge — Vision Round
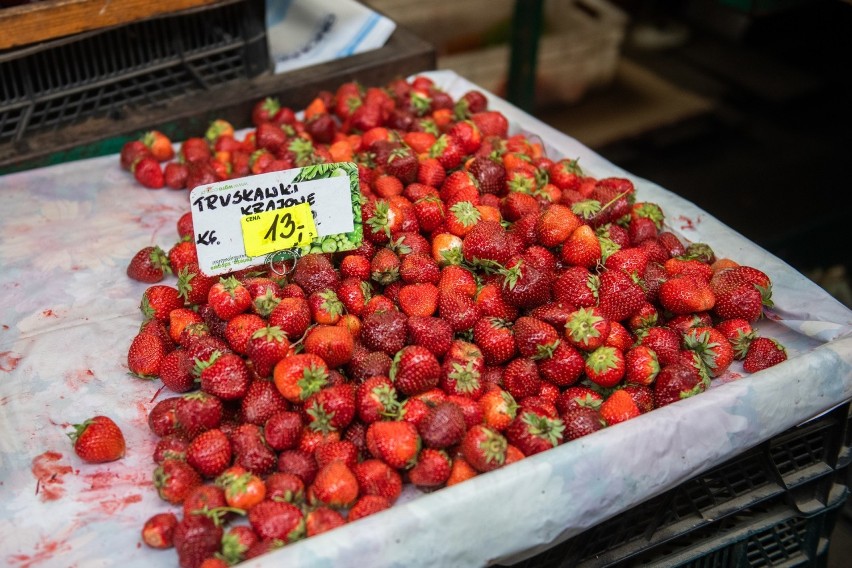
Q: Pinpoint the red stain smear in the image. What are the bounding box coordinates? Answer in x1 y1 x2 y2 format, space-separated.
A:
96 493 143 514
7 536 73 568
42 309 58 318
31 452 73 502
64 368 95 391
82 469 153 491
677 215 700 231
0 351 22 372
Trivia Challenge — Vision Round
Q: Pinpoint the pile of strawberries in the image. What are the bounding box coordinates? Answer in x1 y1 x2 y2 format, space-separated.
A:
120 75 789 567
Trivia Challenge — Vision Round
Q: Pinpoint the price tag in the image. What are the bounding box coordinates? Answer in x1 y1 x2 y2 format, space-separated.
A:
241 203 317 257
189 162 361 276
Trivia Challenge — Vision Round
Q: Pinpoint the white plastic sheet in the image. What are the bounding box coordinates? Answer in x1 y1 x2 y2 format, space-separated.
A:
0 71 850 567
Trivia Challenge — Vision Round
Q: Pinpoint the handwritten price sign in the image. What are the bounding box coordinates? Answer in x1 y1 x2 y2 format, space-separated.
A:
241 203 317 257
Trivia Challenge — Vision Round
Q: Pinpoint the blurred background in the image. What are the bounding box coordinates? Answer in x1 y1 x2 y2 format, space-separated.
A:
365 0 852 309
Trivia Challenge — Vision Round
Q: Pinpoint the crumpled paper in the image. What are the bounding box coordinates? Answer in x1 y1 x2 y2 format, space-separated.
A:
0 70 850 568
266 0 396 74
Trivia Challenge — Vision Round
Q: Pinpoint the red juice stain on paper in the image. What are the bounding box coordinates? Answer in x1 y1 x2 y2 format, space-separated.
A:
64 368 95 391
677 215 701 231
41 309 58 318
31 452 73 501
6 523 78 568
96 493 143 514
0 351 22 372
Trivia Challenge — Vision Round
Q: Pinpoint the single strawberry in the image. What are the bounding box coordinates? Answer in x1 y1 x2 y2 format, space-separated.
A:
291 254 340 296
388 345 440 396
478 388 519 432
653 363 705 407
365 420 421 470
563 307 610 352
499 259 551 308
304 325 354 369
437 290 481 332
407 448 452 489
536 341 585 387
305 506 347 536
397 282 439 317
361 310 408 356
246 326 291 379
159 349 196 393
553 266 599 308
561 405 605 440
715 318 755 360
597 269 645 322
560 224 602 268
141 284 182 322
153 434 189 464
268 297 312 340
142 512 178 549
416 401 467 449
682 327 734 379
462 220 511 267
264 411 303 451
584 345 626 388
224 313 265 356
475 282 519 321
506 410 565 456
273 353 329 404
248 500 305 542
175 391 224 439
307 460 359 508
264 472 305 504
460 425 507 473
127 245 171 283
231 423 277 476
303 383 357 434
69 415 126 463
599 389 641 426
177 265 217 307
313 440 359 470
406 316 454 358
186 429 232 478
743 337 788 373
219 525 260 566
208 277 252 321
197 351 250 400
127 331 166 378
473 317 517 365
173 511 223 568
624 345 660 386
141 130 175 162
471 110 508 137
513 316 560 359
133 156 165 189
658 275 716 315
502 357 542 400
348 495 393 520
154 458 203 505
277 449 319 486
240 379 289 426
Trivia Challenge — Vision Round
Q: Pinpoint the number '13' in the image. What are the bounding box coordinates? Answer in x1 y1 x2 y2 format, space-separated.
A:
263 212 297 242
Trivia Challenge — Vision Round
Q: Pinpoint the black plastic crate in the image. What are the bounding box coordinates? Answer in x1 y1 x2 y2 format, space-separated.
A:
503 402 851 568
0 0 268 146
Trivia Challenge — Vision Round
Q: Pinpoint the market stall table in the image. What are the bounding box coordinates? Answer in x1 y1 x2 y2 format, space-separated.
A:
1 71 851 567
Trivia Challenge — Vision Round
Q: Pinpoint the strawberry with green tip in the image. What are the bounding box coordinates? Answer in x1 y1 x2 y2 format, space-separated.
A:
390 345 441 396
563 307 610 352
247 326 292 378
460 424 507 473
208 276 252 321
366 419 421 470
69 415 126 463
624 345 660 386
743 337 788 373
584 345 626 388
127 245 171 283
506 410 565 456
599 389 640 426
682 327 734 379
273 353 329 404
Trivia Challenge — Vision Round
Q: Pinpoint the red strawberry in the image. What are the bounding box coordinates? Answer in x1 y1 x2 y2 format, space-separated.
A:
408 448 452 489
354 458 403 502
584 346 626 388
624 345 660 386
314 440 359 470
653 363 705 407
599 389 640 426
398 283 439 317
535 204 581 248
715 318 755 360
273 353 329 404
473 317 517 365
218 525 260 565
562 405 605 440
303 383 357 434
356 376 401 424
560 224 601 268
133 156 165 189
713 283 765 322
175 392 224 439
154 458 202 505
361 310 408 355
389 345 441 396
366 420 421 469
120 139 152 170
416 401 467 449
142 130 175 162
304 325 354 369
636 326 681 366
471 110 508 137
246 326 291 378
264 472 305 504
141 284 182 322
743 337 788 373
231 423 277 476
277 449 319 486
153 434 189 464
177 265 216 308
197 351 250 400
710 266 773 306
682 327 734 379
536 341 585 387
406 316 454 358
269 297 312 339
475 282 519 321
460 425 507 473
142 512 178 549
186 429 232 478
248 500 305 542
502 357 542 400
264 411 303 451
69 415 125 463
499 259 551 308
513 316 560 359
553 266 599 308
159 349 195 393
306 460 358 508
462 220 511 267
173 511 222 568
597 269 645 322
224 313 265 356
505 410 565 456
240 379 289 426
658 275 716 315
438 290 481 332
291 254 340 296
563 307 610 352
208 277 252 321
127 331 166 378
348 495 392 521
127 245 171 283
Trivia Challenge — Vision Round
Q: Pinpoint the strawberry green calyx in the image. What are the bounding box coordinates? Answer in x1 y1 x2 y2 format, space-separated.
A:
193 350 221 378
219 276 242 298
533 340 560 361
306 402 337 435
199 506 247 527
67 420 93 443
449 201 481 229
366 200 392 238
252 325 286 343
565 307 605 344
371 383 403 419
732 330 757 360
507 172 535 194
575 393 603 410
253 289 281 318
448 360 483 395
598 236 620 264
572 199 602 221
297 364 329 401
585 346 620 374
533 168 549 190
140 294 156 322
453 97 471 121
149 246 172 275
501 390 520 420
683 331 719 373
219 531 250 565
756 283 774 308
411 91 432 116
499 260 524 291
389 236 412 256
478 429 508 467
521 412 565 448
634 202 665 229
319 290 345 318
428 135 448 159
177 267 196 303
441 246 464 266
288 137 315 163
205 120 233 144
684 243 715 264
261 97 281 117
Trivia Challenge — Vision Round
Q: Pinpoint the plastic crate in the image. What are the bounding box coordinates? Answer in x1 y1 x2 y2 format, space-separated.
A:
0 0 268 147
503 402 851 568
